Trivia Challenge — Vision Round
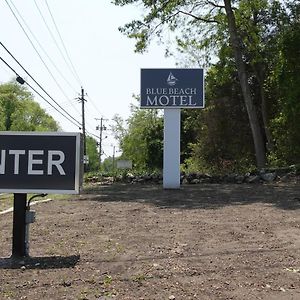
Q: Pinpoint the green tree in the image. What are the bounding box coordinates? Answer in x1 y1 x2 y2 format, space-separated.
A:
179 1 300 169
184 62 255 173
102 156 114 173
0 82 59 131
86 136 100 172
267 2 300 165
114 0 300 170
113 0 270 168
112 104 163 172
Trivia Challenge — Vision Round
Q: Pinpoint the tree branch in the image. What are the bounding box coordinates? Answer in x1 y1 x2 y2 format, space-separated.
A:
149 11 181 36
206 0 225 9
177 10 220 24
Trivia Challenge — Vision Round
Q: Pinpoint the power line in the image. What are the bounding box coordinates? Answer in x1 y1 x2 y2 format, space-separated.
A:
33 0 79 93
0 42 81 127
2 1 103 137
45 0 82 86
86 94 105 117
0 55 81 129
84 94 113 136
26 82 80 129
5 0 81 116
85 130 100 140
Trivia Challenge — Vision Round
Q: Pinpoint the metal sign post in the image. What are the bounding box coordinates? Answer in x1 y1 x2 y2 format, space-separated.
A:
12 193 27 257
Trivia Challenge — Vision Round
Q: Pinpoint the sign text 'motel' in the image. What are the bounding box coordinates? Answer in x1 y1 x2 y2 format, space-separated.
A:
140 68 204 189
140 68 204 108
0 132 82 194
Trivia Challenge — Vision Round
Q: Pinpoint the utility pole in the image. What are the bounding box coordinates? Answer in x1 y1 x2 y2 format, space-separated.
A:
78 87 87 171
95 117 107 167
112 145 116 172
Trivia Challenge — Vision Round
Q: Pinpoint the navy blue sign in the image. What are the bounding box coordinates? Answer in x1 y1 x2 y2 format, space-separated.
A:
0 132 82 194
140 68 204 108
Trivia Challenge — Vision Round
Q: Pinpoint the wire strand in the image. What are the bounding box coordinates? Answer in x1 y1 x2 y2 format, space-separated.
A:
0 43 82 127
86 94 106 118
0 55 81 129
45 0 82 86
5 0 81 116
33 0 79 93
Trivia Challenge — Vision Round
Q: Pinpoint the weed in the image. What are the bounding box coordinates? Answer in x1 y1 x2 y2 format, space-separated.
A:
103 274 113 286
132 273 146 284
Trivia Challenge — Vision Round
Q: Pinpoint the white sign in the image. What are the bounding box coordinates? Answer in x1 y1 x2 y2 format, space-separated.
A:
117 160 132 169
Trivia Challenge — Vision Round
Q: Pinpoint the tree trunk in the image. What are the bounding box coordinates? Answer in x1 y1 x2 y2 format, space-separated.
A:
254 64 274 152
224 0 266 168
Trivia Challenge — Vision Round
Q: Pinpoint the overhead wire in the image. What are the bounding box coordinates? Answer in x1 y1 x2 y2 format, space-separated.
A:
0 57 99 143
1 50 98 138
33 0 79 93
4 0 81 116
23 1 111 140
85 130 100 140
45 0 82 86
0 42 81 128
2 1 110 143
86 94 105 117
32 0 100 134
85 93 113 139
37 0 105 139
0 55 81 129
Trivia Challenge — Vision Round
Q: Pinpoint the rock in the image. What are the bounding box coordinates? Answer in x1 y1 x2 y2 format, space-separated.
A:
224 174 237 183
182 178 188 184
169 296 176 300
246 175 261 183
261 172 276 182
235 175 245 184
62 281 72 287
144 175 152 182
153 263 163 270
279 174 292 182
186 173 198 183
190 179 200 184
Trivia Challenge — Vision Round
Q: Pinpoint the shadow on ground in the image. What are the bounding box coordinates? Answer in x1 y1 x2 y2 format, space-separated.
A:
81 183 300 210
0 254 80 269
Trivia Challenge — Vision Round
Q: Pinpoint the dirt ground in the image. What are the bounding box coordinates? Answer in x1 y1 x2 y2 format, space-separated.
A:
0 183 300 300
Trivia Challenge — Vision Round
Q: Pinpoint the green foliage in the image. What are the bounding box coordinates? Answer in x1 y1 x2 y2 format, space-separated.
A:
0 82 59 131
101 156 114 173
113 0 223 54
182 62 256 174
112 104 163 172
85 136 100 172
268 3 300 165
113 0 300 172
123 106 163 171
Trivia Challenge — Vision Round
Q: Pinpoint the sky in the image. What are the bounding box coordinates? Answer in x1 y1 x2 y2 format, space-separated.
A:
0 0 176 159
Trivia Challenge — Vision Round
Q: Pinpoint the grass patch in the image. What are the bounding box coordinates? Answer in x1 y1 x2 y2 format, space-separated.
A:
0 193 72 212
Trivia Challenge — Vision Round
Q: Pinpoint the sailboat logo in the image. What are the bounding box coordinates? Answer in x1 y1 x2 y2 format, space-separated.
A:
167 72 178 86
